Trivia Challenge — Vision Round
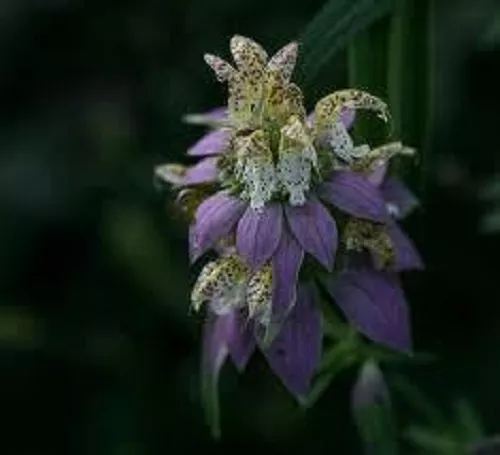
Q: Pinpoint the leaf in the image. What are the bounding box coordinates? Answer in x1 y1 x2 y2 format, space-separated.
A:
405 426 463 454
348 16 390 146
303 339 358 408
299 0 395 84
480 210 500 234
357 404 399 455
479 177 500 201
454 399 484 443
480 7 500 48
390 375 446 427
468 436 500 455
201 368 222 439
387 0 434 198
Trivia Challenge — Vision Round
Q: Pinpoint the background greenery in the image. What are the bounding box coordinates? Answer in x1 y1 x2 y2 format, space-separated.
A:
1 0 500 453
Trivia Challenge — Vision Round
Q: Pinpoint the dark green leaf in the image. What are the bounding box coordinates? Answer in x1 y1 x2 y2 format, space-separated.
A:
454 399 484 444
299 0 395 84
390 375 445 427
201 369 222 439
387 0 434 197
348 16 390 146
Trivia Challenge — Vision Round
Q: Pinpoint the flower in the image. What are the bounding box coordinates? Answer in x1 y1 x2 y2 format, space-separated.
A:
322 154 423 353
351 360 395 453
325 266 412 352
200 269 322 398
351 360 390 414
155 35 424 402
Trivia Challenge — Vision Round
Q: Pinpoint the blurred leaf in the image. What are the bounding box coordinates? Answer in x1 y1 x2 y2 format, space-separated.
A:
479 210 500 234
478 178 500 200
0 307 41 349
405 425 462 454
387 0 433 196
348 16 390 146
390 375 446 427
299 0 394 84
357 404 399 454
201 367 222 439
303 337 359 408
467 436 500 455
479 174 500 233
102 201 191 328
455 399 484 443
480 8 500 48
360 344 437 366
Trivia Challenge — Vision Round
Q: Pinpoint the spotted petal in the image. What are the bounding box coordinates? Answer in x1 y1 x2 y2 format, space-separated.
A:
319 171 389 222
267 41 298 82
308 108 356 130
237 204 283 270
285 199 338 270
204 54 234 82
327 269 411 353
263 283 322 400
230 35 268 72
194 192 246 258
314 89 390 134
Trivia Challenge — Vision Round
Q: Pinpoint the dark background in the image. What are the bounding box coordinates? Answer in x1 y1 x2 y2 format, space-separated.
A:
1 0 500 454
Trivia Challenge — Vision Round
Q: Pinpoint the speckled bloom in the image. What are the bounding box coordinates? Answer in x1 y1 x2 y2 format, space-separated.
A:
155 35 423 401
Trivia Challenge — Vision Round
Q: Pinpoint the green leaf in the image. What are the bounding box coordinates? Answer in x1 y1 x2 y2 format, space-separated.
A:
357 404 400 455
480 7 500 48
404 425 462 454
480 210 500 234
468 436 500 455
454 399 484 443
299 0 395 85
348 16 390 146
201 368 222 439
478 177 500 200
303 339 359 408
390 375 446 427
360 343 436 366
387 0 434 197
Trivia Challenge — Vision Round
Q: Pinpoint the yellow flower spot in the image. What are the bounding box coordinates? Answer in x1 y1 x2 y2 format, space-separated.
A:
314 89 390 134
343 219 395 269
191 255 249 313
246 265 273 326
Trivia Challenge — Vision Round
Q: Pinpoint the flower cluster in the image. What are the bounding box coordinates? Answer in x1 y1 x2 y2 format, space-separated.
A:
156 36 423 401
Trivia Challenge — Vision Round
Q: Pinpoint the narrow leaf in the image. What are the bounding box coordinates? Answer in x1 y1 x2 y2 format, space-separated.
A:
299 0 395 84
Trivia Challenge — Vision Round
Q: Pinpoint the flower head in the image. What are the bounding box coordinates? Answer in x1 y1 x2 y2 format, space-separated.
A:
155 35 423 404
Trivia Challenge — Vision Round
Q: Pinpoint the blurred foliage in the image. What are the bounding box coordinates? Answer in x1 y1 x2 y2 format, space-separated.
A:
1 0 500 454
298 0 394 85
